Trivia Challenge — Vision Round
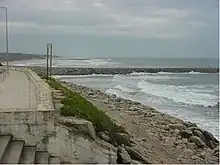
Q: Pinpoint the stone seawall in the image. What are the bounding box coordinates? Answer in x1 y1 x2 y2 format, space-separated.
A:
29 67 219 75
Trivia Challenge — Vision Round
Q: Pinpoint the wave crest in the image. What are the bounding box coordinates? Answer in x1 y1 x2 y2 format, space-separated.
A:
137 80 217 107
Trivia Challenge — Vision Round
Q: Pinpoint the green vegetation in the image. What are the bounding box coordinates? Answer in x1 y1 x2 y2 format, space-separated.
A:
47 77 125 134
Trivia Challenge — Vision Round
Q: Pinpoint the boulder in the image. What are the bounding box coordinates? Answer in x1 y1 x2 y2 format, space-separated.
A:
56 116 96 140
165 137 176 146
174 129 180 135
203 130 219 149
183 121 197 128
180 129 193 139
124 146 151 164
187 127 203 132
189 136 205 148
191 155 203 163
176 143 186 150
114 133 132 146
198 151 206 159
174 140 183 145
102 99 109 104
213 151 219 157
112 94 117 98
88 91 94 96
213 145 219 157
115 97 122 102
131 159 142 164
182 138 188 144
168 124 186 131
129 106 138 111
133 101 141 105
117 145 132 164
194 130 206 143
206 156 219 164
203 131 218 142
97 132 111 142
210 141 218 149
183 148 194 155
186 143 196 150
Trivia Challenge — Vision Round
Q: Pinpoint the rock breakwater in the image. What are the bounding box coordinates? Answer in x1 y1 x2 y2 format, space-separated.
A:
30 67 219 75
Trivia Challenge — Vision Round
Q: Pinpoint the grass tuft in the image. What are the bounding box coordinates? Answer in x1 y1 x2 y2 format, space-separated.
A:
46 77 125 134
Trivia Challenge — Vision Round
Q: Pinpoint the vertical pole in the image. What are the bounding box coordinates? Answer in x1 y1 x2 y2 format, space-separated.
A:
46 44 49 81
5 8 9 73
49 44 53 79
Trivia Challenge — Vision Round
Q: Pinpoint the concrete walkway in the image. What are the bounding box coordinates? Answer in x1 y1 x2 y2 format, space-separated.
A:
0 70 37 110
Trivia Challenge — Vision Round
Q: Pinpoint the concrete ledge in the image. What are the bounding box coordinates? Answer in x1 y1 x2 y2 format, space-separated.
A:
23 68 54 112
0 67 56 151
0 111 55 125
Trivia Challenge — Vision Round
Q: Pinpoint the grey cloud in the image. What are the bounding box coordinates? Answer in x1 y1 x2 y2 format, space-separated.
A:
0 0 218 58
0 0 209 39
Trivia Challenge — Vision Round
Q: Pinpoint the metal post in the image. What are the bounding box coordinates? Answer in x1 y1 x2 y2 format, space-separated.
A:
49 44 52 79
5 7 8 74
46 44 49 81
0 7 9 74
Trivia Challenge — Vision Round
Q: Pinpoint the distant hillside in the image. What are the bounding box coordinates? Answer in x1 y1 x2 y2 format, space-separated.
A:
0 53 46 61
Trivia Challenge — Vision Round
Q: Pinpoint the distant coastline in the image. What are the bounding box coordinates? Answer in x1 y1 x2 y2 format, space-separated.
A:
0 53 60 62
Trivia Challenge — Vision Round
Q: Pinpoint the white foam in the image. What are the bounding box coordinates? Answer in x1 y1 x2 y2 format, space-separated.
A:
53 74 114 79
128 71 206 76
144 75 190 80
86 59 109 66
13 64 26 66
157 71 174 75
113 74 120 79
9 59 46 67
128 72 153 76
106 88 125 97
137 80 218 107
114 85 136 93
158 71 206 75
188 71 205 74
9 58 120 68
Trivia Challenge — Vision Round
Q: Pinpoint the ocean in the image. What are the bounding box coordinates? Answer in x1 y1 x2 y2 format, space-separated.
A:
11 57 219 138
9 57 219 68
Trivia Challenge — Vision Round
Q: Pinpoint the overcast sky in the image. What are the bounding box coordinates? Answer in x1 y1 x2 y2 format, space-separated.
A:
0 0 218 58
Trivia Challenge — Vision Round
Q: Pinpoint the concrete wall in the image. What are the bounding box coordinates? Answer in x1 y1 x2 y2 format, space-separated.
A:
47 123 117 164
0 110 56 151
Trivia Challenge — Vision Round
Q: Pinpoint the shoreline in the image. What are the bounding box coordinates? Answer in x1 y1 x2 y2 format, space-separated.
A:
0 53 46 62
31 66 219 163
59 80 219 164
29 66 219 75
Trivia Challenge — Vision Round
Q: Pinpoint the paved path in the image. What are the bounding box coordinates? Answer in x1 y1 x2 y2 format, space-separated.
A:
0 70 37 110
